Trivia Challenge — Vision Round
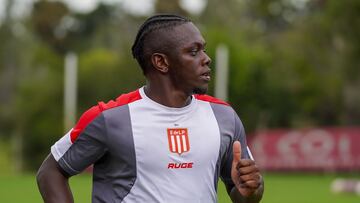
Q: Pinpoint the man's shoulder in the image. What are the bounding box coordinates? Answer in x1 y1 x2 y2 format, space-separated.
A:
194 94 230 106
99 89 142 111
194 94 238 123
69 89 142 143
85 89 142 116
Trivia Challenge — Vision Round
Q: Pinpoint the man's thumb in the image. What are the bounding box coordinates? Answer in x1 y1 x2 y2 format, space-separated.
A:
232 141 242 163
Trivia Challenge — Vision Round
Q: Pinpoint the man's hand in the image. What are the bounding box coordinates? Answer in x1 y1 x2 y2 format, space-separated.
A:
231 141 262 197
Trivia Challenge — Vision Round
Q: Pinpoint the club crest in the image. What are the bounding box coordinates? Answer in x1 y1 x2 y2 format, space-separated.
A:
167 128 190 154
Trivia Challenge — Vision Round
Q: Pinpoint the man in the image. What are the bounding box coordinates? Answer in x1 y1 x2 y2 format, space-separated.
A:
37 14 264 203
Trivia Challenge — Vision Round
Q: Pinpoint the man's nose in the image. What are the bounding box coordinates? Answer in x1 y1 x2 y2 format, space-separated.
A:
203 52 211 66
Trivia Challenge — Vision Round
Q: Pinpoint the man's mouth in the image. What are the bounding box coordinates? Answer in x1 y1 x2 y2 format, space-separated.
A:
200 72 211 81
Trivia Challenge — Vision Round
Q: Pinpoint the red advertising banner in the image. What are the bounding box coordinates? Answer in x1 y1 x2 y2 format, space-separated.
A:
248 127 360 171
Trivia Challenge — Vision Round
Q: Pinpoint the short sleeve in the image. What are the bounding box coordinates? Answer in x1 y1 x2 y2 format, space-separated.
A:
51 114 108 176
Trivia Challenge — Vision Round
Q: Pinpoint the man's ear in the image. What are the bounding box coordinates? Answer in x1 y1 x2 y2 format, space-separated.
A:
151 53 169 73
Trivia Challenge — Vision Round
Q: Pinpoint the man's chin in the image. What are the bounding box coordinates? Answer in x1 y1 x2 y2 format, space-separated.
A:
193 87 208 95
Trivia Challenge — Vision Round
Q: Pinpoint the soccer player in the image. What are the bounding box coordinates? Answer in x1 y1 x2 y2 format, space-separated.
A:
36 14 264 203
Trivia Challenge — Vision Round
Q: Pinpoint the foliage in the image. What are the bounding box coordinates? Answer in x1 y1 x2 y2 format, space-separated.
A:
0 0 359 170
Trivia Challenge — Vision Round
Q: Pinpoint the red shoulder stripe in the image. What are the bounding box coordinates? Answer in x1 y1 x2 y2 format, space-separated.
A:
194 94 230 106
70 89 141 143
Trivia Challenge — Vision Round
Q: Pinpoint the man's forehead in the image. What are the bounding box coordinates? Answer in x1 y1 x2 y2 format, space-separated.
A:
145 22 205 54
168 23 205 47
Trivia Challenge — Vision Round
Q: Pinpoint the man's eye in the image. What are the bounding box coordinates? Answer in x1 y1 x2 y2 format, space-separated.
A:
190 49 198 56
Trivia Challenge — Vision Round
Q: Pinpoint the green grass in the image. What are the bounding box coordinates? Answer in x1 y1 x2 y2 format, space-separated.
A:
261 172 359 203
0 173 93 203
0 173 359 202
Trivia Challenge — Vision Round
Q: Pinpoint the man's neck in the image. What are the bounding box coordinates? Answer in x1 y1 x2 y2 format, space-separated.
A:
143 84 192 108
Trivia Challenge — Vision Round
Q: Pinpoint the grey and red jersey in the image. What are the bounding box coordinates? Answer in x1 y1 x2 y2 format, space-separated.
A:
51 87 252 203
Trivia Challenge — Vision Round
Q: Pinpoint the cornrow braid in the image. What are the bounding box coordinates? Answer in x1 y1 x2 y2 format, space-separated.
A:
131 14 191 73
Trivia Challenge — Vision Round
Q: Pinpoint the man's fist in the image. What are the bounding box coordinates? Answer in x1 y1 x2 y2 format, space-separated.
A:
231 141 262 197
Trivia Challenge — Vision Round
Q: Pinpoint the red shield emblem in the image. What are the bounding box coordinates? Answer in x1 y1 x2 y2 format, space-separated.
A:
167 128 190 154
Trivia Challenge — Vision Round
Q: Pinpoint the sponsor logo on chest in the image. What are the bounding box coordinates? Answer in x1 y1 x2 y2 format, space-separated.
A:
167 128 193 169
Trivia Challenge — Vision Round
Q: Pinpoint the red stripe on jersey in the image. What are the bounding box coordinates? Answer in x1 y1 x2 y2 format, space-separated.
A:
70 89 142 143
194 94 229 106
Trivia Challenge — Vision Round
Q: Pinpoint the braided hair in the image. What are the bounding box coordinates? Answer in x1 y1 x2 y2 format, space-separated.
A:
131 14 191 74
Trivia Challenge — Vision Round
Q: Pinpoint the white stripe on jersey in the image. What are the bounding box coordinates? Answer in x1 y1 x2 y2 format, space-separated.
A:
51 129 73 161
247 146 254 161
176 135 181 153
171 136 176 152
182 135 187 151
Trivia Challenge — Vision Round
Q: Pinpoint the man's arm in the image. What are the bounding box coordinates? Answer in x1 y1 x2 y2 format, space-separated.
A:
230 141 264 203
36 153 74 203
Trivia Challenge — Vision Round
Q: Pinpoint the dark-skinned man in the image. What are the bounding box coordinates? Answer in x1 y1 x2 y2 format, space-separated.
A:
37 14 264 203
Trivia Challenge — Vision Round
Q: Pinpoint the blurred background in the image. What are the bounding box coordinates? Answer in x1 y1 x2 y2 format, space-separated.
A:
0 0 359 202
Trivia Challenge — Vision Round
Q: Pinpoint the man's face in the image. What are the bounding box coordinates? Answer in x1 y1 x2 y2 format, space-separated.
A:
166 22 212 95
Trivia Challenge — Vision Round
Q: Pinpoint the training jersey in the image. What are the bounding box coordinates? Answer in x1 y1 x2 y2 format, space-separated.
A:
51 87 252 203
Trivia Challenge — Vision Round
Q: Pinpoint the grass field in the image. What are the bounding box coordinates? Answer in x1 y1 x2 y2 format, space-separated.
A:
0 172 359 202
